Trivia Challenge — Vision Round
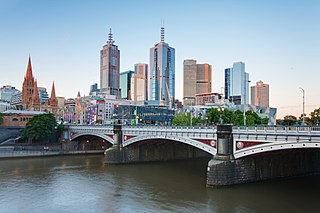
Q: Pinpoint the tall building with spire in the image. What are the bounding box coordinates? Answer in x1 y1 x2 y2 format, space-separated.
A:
100 28 121 98
49 82 58 114
21 56 59 114
148 26 175 107
30 80 40 111
22 56 35 109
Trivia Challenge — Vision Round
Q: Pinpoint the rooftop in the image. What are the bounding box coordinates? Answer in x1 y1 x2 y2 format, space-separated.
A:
3 110 46 115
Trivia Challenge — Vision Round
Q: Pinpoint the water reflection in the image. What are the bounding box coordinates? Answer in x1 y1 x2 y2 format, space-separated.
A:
0 155 320 213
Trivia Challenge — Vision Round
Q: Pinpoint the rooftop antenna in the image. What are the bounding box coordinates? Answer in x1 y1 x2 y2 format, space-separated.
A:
160 20 165 42
107 28 114 44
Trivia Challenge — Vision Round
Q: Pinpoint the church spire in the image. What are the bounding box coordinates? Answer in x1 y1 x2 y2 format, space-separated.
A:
26 56 33 79
31 79 40 110
49 81 58 109
50 81 56 99
22 55 35 109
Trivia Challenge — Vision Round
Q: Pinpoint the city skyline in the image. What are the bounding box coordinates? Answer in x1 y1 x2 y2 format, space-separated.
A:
0 0 319 118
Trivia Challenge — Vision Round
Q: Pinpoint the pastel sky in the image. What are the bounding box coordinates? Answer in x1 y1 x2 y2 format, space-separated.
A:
0 0 319 118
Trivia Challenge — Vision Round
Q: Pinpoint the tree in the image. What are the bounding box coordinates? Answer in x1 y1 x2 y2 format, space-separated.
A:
310 107 320 125
172 112 191 126
282 115 297 126
232 110 244 126
0 113 3 125
22 113 57 143
207 108 220 124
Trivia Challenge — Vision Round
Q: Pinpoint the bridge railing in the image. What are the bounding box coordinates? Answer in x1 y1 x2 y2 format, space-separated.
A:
233 126 320 134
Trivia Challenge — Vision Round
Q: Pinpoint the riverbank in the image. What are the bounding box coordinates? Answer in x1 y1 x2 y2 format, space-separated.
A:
0 149 104 159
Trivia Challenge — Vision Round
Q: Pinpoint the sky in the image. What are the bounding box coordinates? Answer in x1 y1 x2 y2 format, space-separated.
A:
0 0 319 119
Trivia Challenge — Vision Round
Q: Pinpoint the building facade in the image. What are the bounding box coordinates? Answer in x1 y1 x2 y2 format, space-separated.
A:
0 85 20 102
251 80 269 107
120 70 134 100
133 63 148 101
148 27 175 107
100 29 121 98
224 62 249 105
131 73 146 102
1 110 45 127
183 59 212 106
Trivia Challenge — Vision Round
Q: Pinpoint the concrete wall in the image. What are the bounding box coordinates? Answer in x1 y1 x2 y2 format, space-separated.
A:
0 126 23 144
207 149 320 186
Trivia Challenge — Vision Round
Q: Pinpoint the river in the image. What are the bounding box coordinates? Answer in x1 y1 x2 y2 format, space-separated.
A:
0 155 320 213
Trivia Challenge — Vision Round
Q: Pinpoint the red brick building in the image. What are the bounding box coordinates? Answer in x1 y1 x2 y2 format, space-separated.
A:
1 110 45 127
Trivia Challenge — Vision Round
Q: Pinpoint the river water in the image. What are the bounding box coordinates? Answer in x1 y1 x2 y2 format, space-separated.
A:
0 155 320 213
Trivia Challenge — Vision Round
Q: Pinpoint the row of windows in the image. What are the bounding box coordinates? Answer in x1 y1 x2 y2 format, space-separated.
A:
11 117 31 122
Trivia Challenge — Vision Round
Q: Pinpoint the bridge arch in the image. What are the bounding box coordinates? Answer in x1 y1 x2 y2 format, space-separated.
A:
123 135 216 155
71 133 114 145
234 140 320 159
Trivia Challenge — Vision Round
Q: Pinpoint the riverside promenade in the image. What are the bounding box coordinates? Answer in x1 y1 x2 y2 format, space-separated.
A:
0 145 104 159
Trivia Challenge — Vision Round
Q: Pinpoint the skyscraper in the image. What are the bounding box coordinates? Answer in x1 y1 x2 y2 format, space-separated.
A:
100 29 121 98
148 27 175 107
224 62 249 105
251 80 269 107
120 70 134 100
183 59 212 106
131 63 148 101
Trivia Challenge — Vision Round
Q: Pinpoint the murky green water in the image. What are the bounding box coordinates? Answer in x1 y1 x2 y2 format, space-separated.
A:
0 155 319 213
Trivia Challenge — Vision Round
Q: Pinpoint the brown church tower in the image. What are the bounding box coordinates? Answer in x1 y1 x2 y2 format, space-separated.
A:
49 81 58 114
30 80 41 111
21 56 35 109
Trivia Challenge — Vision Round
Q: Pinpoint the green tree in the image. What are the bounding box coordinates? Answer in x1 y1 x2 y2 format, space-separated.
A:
282 115 297 126
222 109 233 124
232 110 244 126
207 108 220 124
0 113 3 125
22 113 57 143
172 112 191 126
309 108 320 125
192 116 204 125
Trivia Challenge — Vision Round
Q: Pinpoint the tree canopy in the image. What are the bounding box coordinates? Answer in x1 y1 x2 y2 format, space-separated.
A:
22 113 58 142
173 108 268 126
0 113 3 125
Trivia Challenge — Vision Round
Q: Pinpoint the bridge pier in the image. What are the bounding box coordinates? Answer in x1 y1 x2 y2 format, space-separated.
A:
207 124 320 187
207 124 244 186
105 124 123 164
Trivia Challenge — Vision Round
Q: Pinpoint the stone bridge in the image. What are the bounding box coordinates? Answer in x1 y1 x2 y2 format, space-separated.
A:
65 124 320 186
66 125 320 159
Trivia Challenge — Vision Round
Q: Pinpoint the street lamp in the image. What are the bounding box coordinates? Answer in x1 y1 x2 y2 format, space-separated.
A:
205 116 208 126
243 105 246 126
189 107 193 126
299 87 305 125
218 107 224 124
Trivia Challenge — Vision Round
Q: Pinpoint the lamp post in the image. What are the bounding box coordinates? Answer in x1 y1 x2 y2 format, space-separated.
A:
205 116 208 126
243 105 246 126
218 107 224 124
190 107 193 126
299 87 305 125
